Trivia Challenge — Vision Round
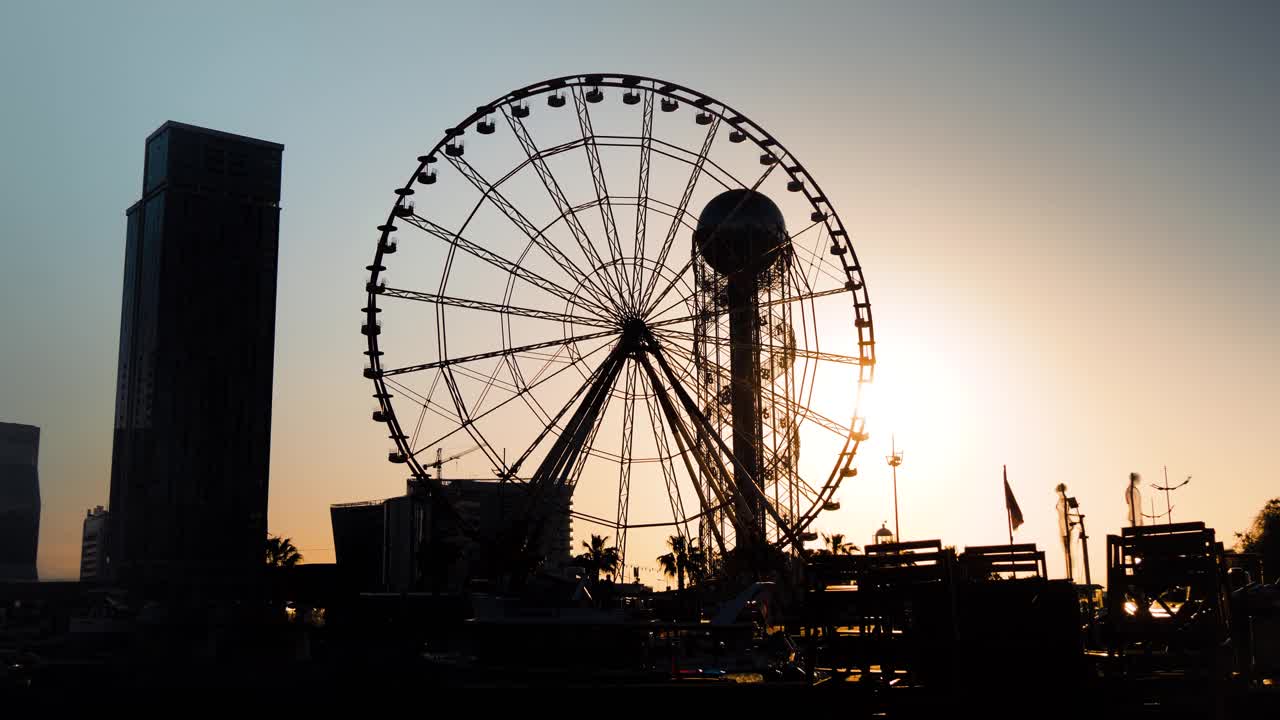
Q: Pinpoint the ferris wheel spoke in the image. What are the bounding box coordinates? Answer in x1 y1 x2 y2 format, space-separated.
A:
400 213 616 322
572 88 630 305
635 354 729 555
381 286 615 330
448 357 568 415
637 372 696 544
649 219 829 324
502 348 556 429
646 344 800 547
775 215 842 292
382 328 618 377
632 91 654 315
643 161 780 319
645 286 848 332
454 361 510 416
436 366 508 474
646 289 705 327
653 326 864 366
638 349 759 533
794 237 850 289
639 115 720 312
655 336 857 442
406 370 442 448
636 367 696 542
635 279 699 327
383 375 462 426
501 108 628 308
595 134 744 193
447 152 621 317
408 335 616 460
504 331 597 428
507 343 626 480
652 347 847 536
652 336 807 480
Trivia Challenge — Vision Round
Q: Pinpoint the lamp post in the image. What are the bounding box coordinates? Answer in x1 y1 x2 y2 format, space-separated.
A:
1066 496 1092 587
886 435 904 543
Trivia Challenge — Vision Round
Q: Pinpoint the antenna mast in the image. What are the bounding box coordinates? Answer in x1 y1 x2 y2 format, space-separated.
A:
886 434 904 542
1151 466 1192 525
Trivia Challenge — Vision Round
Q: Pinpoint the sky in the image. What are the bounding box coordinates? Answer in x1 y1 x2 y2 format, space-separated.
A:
1 1 1277 585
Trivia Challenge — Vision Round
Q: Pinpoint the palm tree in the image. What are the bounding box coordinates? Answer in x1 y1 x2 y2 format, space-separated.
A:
265 534 302 569
822 533 857 556
658 535 701 591
687 543 709 586
574 534 620 583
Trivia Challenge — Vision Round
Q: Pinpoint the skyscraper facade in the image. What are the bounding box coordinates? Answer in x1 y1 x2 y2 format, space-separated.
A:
0 422 40 581
107 122 282 600
80 506 109 582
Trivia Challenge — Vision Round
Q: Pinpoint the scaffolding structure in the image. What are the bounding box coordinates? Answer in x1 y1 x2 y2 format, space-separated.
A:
1105 521 1231 674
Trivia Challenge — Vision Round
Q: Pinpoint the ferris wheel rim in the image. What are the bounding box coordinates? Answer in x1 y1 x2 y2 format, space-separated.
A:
363 72 875 545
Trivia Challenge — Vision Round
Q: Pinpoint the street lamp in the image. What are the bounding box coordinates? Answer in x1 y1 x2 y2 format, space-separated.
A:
886 435 904 542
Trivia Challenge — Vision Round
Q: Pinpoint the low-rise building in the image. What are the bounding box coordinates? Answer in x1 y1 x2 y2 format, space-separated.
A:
329 478 573 592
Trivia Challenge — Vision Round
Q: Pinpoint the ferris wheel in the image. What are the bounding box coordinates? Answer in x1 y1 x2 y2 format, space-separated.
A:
361 73 875 574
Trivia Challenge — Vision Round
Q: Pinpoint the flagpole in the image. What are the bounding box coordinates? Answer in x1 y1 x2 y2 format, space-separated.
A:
1004 465 1014 546
1005 465 1016 580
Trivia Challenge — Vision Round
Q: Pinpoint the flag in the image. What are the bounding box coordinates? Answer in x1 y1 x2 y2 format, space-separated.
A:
1003 465 1024 531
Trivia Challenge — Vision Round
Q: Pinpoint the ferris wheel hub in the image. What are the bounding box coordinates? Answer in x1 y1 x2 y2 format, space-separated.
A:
619 316 651 353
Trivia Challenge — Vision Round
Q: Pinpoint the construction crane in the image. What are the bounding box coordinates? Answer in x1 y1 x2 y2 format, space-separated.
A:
427 445 480 481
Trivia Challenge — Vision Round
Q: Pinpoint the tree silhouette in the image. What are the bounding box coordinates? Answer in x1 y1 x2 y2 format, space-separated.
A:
573 533 620 583
658 535 705 591
811 533 858 558
1237 498 1280 582
265 534 302 569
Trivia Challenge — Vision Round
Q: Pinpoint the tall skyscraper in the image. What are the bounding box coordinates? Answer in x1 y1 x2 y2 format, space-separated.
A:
0 422 40 581
108 122 282 600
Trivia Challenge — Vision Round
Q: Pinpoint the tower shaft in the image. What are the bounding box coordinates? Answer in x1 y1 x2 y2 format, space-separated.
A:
727 274 765 545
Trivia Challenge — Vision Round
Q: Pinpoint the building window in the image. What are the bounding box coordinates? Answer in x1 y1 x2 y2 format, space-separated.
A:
145 132 169 191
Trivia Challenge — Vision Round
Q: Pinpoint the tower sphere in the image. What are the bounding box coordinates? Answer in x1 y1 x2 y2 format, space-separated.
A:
694 189 788 276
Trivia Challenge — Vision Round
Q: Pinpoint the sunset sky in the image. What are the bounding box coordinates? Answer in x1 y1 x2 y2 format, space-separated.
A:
2 2 1277 586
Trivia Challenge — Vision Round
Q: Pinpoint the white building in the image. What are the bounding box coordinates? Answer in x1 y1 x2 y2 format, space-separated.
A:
80 506 109 581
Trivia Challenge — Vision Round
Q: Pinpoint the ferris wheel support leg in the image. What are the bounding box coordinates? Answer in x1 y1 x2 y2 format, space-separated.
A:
639 348 767 544
634 353 731 558
639 372 698 548
648 342 802 551
519 345 627 563
614 364 637 576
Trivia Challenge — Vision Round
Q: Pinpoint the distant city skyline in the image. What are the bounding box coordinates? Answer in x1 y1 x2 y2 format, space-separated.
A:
2 2 1277 588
